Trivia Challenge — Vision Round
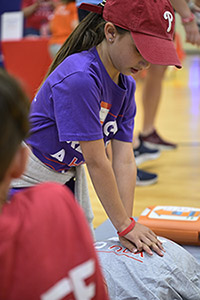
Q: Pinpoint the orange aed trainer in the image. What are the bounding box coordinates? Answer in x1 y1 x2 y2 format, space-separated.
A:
138 206 200 245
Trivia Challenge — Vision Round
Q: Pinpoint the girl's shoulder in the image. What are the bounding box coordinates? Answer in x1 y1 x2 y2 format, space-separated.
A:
49 48 104 87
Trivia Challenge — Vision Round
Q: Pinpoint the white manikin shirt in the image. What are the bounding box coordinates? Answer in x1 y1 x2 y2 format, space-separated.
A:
95 237 200 300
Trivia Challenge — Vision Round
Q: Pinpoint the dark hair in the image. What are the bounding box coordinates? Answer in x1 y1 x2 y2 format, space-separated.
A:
44 11 128 79
0 69 30 181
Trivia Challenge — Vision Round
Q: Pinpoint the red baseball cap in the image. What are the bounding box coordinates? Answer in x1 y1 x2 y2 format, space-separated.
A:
80 0 182 68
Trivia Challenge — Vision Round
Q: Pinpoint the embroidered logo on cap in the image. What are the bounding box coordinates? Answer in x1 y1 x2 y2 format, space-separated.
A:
163 11 173 32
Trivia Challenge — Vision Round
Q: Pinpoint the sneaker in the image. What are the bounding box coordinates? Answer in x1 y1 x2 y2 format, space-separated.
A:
134 139 160 166
136 168 158 186
139 129 177 150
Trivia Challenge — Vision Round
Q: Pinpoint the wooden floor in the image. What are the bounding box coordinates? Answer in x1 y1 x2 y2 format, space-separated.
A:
86 54 200 229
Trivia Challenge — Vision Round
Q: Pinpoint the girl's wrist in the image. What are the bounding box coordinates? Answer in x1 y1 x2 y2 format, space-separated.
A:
117 217 135 237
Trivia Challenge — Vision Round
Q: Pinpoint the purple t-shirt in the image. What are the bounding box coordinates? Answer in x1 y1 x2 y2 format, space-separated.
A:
26 47 136 172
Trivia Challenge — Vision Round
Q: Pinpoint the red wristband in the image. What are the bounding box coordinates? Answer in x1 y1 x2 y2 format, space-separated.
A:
181 13 195 24
117 217 135 237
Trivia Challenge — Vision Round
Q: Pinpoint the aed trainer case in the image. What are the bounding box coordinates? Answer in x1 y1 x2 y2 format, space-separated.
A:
138 206 200 245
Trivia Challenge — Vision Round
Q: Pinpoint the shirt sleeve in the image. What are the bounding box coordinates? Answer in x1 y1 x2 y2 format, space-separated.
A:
52 71 104 142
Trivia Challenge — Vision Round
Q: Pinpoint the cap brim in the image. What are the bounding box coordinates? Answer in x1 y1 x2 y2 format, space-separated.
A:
131 32 182 69
79 3 102 14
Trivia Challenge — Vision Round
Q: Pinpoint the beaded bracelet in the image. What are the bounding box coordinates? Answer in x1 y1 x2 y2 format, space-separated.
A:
181 13 195 24
117 217 136 237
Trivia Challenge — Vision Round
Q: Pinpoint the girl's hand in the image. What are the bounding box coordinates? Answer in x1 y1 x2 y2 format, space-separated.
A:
119 222 165 256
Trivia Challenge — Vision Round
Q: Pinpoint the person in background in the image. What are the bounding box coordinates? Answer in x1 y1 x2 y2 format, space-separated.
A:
136 0 200 151
21 0 58 36
95 236 200 299
132 0 200 186
48 0 79 58
0 68 108 300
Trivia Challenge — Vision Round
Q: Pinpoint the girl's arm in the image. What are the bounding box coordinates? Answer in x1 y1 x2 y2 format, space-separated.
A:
80 139 130 231
111 139 135 216
80 139 164 256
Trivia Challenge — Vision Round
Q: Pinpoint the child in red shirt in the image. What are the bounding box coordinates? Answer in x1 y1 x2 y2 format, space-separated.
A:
0 69 108 300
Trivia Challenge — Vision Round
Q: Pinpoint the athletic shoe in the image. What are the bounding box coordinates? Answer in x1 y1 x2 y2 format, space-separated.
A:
134 140 160 166
136 168 158 186
139 129 177 150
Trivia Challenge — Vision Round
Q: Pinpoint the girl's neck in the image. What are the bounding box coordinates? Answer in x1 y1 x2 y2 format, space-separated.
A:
96 41 120 85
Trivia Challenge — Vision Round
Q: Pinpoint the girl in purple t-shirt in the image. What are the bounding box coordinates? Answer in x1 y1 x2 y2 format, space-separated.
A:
12 0 181 256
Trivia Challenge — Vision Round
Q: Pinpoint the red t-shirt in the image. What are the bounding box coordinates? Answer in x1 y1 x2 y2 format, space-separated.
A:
0 182 108 300
22 0 58 30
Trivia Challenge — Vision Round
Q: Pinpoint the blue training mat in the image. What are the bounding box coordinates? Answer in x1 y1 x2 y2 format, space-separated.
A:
95 218 200 263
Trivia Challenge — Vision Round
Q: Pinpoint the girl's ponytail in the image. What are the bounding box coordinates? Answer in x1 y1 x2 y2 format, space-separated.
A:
46 12 106 77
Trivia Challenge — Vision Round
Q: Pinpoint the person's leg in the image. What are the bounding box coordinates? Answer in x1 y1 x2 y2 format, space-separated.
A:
139 64 177 150
132 70 161 182
141 64 167 136
132 137 159 186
